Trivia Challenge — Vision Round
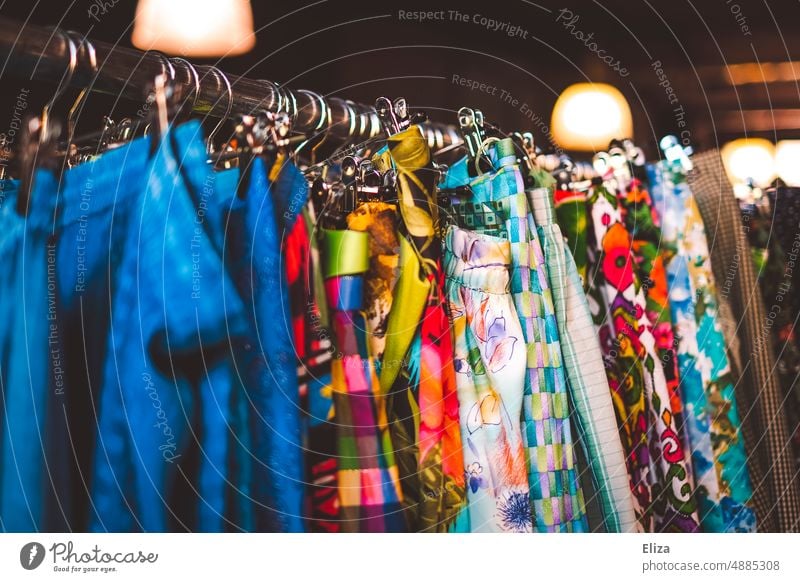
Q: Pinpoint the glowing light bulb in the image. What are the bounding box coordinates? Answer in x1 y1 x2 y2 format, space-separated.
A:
775 140 800 186
721 138 776 187
132 0 255 57
551 83 633 151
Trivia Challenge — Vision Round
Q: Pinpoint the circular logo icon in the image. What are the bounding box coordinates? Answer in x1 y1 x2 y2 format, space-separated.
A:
20 542 46 570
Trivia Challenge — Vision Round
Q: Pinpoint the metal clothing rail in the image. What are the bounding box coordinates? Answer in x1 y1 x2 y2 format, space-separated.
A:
0 16 463 149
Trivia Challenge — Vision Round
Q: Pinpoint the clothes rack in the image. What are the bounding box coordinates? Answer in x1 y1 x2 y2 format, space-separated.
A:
0 16 463 149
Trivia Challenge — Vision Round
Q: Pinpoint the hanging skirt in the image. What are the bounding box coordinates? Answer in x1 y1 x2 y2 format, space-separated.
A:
444 226 531 532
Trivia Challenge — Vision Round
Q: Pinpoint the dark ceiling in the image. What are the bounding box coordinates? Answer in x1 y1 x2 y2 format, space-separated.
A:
2 0 800 158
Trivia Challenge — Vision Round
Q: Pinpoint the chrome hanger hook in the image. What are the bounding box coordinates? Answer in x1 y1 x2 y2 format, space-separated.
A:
145 50 175 83
170 57 200 111
206 66 233 154
45 28 78 109
298 89 328 135
83 32 98 73
64 30 97 159
344 100 360 139
256 79 282 114
42 27 78 143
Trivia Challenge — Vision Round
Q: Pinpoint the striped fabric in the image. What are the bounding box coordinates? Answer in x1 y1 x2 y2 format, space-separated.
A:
691 150 800 532
528 186 639 532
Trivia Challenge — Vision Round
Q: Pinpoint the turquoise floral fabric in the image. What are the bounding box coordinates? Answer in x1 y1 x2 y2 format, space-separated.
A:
648 162 756 532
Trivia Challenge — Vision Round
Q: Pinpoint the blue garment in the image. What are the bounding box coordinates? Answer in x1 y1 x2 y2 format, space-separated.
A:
2 122 305 532
0 174 57 531
211 155 305 532
2 140 156 531
90 121 249 531
51 134 155 531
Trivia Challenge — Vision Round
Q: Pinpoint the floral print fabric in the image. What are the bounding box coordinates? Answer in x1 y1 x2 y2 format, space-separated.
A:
616 178 690 473
444 226 531 532
649 162 756 532
554 187 589 284
442 139 587 532
585 182 699 532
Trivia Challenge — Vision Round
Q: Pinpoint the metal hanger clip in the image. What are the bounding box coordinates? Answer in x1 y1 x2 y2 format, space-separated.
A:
375 96 426 138
457 106 493 176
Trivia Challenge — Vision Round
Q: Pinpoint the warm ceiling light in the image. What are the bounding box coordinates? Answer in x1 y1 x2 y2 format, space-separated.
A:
551 83 633 151
775 140 800 186
721 138 776 187
132 0 255 57
724 61 800 85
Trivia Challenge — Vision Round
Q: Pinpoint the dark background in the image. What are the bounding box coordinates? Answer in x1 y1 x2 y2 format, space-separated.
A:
2 0 800 158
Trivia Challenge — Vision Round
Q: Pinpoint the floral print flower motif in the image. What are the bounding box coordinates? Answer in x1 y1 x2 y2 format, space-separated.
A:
465 393 503 435
497 490 533 533
661 426 685 464
617 334 633 357
472 298 519 374
602 223 635 291
653 322 675 352
472 296 491 340
453 358 472 376
479 392 502 425
603 247 634 292
465 462 488 494
485 316 518 373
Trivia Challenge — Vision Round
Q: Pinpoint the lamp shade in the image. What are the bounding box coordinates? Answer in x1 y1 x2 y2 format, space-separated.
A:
551 83 632 151
775 140 800 186
132 0 255 57
721 138 776 188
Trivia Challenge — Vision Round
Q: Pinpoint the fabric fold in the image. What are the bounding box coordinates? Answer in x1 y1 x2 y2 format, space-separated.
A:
529 185 638 532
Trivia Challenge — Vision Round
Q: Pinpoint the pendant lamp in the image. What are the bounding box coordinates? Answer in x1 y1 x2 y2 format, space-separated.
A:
132 0 255 57
551 83 633 151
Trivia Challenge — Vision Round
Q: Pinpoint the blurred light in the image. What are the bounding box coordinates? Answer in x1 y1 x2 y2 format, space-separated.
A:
133 0 255 57
551 83 633 151
721 138 776 187
717 109 800 132
725 61 800 85
776 140 800 186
